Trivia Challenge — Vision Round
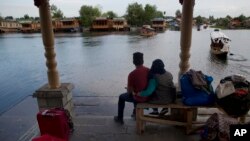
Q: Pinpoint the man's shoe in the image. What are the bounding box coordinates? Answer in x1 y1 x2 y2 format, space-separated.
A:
159 108 169 116
149 111 159 115
114 116 124 125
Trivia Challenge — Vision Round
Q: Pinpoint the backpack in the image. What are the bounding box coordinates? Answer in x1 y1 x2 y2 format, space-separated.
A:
180 71 215 106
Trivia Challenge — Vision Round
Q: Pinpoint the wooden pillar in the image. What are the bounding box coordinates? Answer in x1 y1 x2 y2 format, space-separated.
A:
33 0 74 115
178 0 195 79
34 0 60 89
172 0 197 122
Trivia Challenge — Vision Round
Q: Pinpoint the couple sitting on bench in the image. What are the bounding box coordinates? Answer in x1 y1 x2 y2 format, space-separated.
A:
114 52 176 124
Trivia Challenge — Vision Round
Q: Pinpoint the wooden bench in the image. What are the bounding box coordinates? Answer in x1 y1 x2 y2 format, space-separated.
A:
136 101 247 135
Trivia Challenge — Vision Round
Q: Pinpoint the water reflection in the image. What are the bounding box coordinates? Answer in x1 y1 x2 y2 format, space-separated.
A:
208 53 228 65
83 37 102 47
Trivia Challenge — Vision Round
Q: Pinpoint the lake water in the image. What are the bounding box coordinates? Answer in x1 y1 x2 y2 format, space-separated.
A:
0 28 250 115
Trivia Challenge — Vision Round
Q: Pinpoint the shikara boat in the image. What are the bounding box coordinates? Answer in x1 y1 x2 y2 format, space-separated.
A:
210 29 231 58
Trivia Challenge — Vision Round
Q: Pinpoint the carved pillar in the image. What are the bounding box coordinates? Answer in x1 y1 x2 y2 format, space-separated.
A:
178 0 195 79
172 0 197 122
33 0 74 115
35 0 60 89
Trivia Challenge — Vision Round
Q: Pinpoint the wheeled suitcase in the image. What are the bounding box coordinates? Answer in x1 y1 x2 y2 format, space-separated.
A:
37 108 70 141
32 134 66 141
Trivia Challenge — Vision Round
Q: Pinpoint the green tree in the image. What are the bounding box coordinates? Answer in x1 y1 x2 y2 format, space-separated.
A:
226 15 232 20
34 17 40 21
125 2 144 26
143 4 157 24
51 4 64 18
238 14 246 22
155 11 164 18
216 18 230 27
79 5 101 27
102 11 117 19
24 14 30 20
5 16 13 20
175 9 181 18
209 15 215 24
0 13 3 20
195 15 203 25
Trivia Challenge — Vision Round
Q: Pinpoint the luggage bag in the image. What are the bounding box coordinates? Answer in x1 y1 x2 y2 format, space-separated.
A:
37 108 70 141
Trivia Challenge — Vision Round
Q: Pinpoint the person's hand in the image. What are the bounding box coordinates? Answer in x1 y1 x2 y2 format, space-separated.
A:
132 91 140 96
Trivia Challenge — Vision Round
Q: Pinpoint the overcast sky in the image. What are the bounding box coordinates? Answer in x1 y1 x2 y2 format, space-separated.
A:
1 0 250 18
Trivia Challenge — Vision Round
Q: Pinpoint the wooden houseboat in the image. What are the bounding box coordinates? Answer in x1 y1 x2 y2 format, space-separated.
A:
19 21 40 33
90 17 112 31
151 18 167 31
53 18 80 32
112 18 130 31
210 29 231 58
140 25 156 37
0 20 22 33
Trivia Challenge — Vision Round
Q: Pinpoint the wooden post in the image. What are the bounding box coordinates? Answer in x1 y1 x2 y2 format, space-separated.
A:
178 0 195 79
34 0 60 89
172 0 197 124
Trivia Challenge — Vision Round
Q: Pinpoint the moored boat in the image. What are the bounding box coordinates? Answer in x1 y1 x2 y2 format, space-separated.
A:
210 29 231 58
140 25 156 37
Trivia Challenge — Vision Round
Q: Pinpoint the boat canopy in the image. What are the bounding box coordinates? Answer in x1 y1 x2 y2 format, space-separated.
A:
142 25 155 31
210 30 231 43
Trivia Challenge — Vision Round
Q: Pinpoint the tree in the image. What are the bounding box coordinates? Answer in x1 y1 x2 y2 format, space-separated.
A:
79 5 101 27
24 14 30 20
51 4 64 18
238 14 247 22
143 4 157 24
34 17 40 21
155 11 164 18
5 16 14 20
0 13 3 20
195 15 203 25
125 2 144 26
216 18 230 27
209 15 215 24
226 15 232 20
102 11 117 19
175 9 181 18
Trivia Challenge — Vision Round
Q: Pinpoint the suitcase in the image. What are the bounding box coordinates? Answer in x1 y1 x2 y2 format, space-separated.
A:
32 134 66 141
37 108 70 141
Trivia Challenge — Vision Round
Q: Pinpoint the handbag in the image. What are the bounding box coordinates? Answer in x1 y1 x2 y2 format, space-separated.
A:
216 81 235 99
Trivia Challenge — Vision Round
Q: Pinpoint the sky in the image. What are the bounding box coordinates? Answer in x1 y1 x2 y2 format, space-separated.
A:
0 0 250 18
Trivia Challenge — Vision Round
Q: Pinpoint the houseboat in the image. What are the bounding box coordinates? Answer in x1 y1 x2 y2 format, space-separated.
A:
19 21 40 33
90 17 112 31
151 18 167 31
210 29 231 58
140 25 156 37
53 18 80 32
203 24 208 29
0 20 22 33
112 18 130 31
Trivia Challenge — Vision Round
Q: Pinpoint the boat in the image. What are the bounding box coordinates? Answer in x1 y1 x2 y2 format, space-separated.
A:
203 24 208 29
140 25 156 37
210 29 231 58
197 24 201 31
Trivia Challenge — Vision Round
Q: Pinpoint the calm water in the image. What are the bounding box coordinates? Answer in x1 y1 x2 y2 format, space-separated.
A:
0 29 250 115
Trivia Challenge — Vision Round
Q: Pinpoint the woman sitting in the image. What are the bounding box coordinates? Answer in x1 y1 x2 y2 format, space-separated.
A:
134 59 176 115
